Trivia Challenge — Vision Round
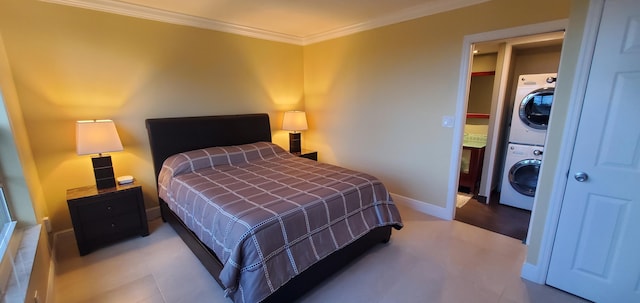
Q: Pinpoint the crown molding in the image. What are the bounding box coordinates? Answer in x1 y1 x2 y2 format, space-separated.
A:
40 0 304 45
41 0 490 46
302 0 490 45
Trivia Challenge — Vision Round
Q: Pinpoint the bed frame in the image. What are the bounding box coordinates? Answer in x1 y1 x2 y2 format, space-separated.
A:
146 113 392 302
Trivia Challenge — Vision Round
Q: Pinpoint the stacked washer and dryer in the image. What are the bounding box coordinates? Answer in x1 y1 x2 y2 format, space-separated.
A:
500 73 557 211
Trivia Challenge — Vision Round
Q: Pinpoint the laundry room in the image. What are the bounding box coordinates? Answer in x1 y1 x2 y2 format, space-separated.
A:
455 31 564 241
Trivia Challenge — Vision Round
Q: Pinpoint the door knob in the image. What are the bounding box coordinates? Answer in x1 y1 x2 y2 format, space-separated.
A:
574 172 589 182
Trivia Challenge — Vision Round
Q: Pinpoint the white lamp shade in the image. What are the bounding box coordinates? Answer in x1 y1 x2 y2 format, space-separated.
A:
282 111 308 131
76 120 123 155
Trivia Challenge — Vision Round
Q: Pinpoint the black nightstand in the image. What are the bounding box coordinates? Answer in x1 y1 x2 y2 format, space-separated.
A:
66 183 149 255
293 149 318 161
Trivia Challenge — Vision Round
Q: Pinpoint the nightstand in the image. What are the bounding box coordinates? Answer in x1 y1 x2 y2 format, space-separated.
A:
293 149 318 161
66 183 149 255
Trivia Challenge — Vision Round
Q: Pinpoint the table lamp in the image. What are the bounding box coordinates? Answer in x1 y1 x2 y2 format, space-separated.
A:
76 120 123 190
282 111 308 153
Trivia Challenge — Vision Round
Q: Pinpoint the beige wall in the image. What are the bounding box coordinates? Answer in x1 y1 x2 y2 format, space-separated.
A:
303 0 571 207
467 75 494 115
467 53 497 125
0 36 44 227
0 0 304 232
511 45 563 77
0 30 52 303
471 53 498 73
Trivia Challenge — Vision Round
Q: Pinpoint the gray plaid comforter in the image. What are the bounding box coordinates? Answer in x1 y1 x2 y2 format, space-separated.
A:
158 142 403 303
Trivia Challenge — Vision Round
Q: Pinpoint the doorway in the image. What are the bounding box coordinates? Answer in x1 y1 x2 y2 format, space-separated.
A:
452 30 565 241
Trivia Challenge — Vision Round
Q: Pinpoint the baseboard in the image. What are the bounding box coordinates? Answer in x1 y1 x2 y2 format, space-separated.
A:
52 228 74 247
146 206 161 220
390 193 452 220
521 261 545 284
46 251 55 303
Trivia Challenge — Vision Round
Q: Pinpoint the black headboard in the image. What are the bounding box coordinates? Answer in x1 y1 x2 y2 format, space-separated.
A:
145 113 272 180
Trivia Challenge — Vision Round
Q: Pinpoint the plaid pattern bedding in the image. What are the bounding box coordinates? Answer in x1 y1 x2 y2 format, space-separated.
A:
158 142 403 303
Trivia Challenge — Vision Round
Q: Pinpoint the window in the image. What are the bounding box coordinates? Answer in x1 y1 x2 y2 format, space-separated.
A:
0 186 13 235
0 185 16 300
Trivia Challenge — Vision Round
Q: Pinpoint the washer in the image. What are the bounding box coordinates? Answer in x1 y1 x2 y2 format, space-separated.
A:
508 73 557 146
500 143 543 210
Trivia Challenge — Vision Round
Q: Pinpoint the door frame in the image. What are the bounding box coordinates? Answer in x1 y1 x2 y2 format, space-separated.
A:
521 0 605 283
448 19 568 216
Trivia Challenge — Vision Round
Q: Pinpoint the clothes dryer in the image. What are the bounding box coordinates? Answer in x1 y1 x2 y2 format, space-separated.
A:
500 143 543 211
508 73 557 146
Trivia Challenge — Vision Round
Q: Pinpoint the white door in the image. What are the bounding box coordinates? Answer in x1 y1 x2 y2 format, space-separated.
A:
546 0 640 302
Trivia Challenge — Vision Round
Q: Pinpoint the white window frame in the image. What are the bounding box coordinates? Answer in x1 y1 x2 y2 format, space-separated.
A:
0 185 17 299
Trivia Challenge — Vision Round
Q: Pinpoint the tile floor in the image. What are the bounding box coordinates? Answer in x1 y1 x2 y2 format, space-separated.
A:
53 204 588 303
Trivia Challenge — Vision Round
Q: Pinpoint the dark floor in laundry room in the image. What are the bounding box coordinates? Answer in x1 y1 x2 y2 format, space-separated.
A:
455 191 531 241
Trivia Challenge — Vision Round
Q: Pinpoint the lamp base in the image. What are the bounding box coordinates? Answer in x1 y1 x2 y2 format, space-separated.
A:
289 133 301 153
92 155 116 190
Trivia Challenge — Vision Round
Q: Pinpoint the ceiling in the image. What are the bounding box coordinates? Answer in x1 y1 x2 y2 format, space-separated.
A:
42 0 490 45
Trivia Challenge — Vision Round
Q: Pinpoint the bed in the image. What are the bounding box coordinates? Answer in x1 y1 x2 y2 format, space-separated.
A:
146 113 403 303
